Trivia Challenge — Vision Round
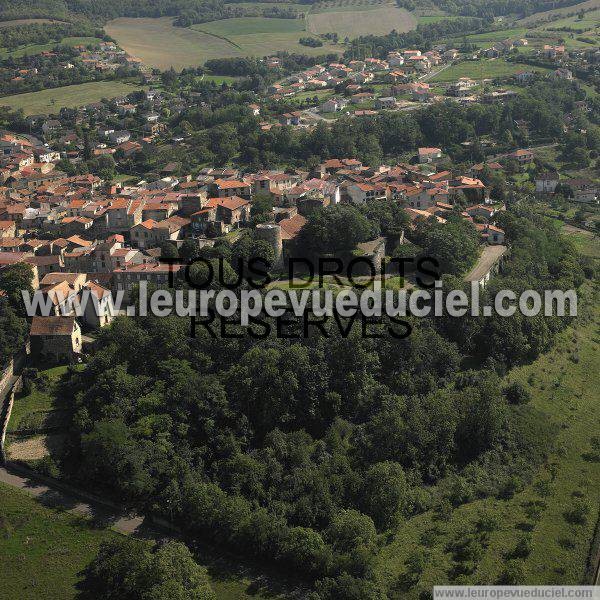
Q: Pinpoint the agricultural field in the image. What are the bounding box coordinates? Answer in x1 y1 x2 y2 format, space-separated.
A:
375 278 600 591
537 7 600 30
106 16 339 70
417 14 460 24
307 4 416 37
198 16 305 36
428 58 551 82
0 81 143 115
105 0 421 70
518 0 600 25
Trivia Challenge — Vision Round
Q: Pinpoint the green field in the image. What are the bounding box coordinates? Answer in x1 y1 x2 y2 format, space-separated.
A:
7 366 70 434
539 7 600 31
106 16 338 70
105 1 420 71
429 58 551 82
307 4 416 36
445 27 529 49
0 81 143 115
0 36 102 59
417 14 460 24
374 279 600 591
197 16 304 36
0 482 287 599
0 482 121 599
518 0 600 25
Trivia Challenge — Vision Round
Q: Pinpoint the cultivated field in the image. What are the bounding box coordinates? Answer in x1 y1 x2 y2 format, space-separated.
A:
105 17 238 70
107 15 339 70
307 4 416 37
0 81 143 115
106 0 420 70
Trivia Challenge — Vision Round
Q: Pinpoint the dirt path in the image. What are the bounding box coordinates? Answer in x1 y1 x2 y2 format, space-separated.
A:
0 464 154 536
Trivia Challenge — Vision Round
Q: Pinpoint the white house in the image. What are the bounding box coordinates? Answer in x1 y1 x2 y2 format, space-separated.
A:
81 281 115 329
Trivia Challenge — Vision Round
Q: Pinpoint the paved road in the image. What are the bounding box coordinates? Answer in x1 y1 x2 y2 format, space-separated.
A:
418 63 451 82
0 464 151 536
464 245 508 283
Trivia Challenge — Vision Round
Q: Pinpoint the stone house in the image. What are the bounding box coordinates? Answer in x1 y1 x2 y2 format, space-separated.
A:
30 316 82 363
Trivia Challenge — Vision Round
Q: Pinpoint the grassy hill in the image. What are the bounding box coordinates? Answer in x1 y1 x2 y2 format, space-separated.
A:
0 81 143 115
374 252 600 592
104 0 419 70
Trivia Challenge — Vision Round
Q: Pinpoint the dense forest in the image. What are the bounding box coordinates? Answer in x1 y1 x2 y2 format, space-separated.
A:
0 264 33 369
394 0 588 19
51 205 589 598
0 0 298 26
0 21 102 50
0 0 588 26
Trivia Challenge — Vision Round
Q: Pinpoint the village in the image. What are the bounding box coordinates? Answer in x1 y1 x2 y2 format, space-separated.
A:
261 40 600 123
0 109 597 363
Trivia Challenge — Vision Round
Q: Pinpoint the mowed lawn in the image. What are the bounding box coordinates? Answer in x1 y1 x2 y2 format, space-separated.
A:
429 58 551 82
307 5 416 36
106 16 339 70
375 279 600 592
0 81 143 115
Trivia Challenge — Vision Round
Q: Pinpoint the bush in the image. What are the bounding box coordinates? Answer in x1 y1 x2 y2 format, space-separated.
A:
498 560 524 584
299 36 323 47
20 377 33 396
503 381 531 405
511 535 532 558
564 499 590 525
476 512 499 533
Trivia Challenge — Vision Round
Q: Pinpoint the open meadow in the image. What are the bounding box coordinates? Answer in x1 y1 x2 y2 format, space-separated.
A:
0 81 143 115
518 0 600 25
0 483 121 599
